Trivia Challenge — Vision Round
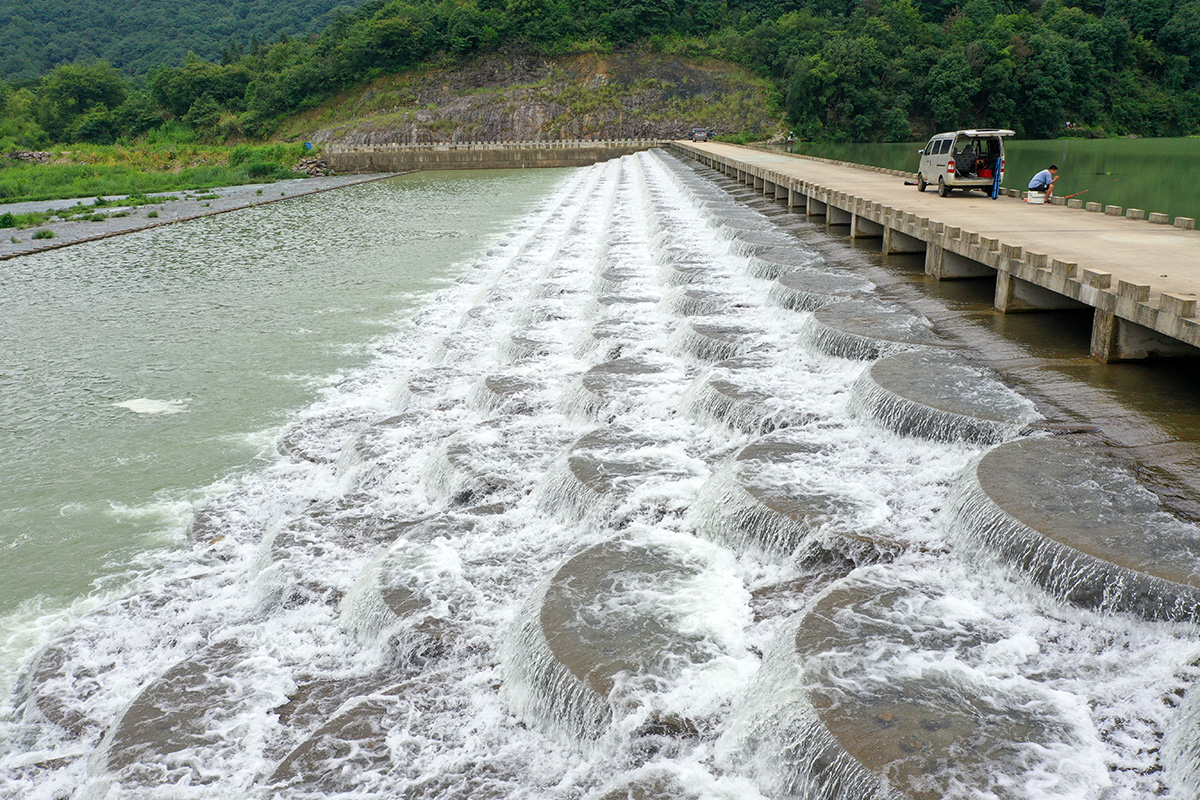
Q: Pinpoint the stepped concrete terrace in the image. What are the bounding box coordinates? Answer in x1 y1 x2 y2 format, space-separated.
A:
673 141 1200 363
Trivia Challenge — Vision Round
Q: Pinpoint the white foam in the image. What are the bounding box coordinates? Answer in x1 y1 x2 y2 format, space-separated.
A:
112 398 189 415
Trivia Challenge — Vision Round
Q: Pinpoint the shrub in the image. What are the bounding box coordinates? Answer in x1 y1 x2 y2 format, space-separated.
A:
245 160 280 178
0 212 15 228
32 229 54 239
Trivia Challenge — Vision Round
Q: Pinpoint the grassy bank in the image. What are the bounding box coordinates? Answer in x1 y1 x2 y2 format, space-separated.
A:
0 142 314 204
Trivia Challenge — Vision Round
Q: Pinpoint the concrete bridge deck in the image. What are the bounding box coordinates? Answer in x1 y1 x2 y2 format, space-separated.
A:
673 141 1200 363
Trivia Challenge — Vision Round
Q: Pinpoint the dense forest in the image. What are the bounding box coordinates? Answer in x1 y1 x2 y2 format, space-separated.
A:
2 0 1199 147
0 0 360 83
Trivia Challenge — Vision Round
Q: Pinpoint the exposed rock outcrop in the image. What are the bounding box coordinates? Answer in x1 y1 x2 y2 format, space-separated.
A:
291 49 779 146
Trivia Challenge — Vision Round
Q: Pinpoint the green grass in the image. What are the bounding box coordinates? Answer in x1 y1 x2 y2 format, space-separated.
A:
0 143 315 204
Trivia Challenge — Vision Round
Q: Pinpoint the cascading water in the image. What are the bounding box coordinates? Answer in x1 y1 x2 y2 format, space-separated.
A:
3 149 1200 800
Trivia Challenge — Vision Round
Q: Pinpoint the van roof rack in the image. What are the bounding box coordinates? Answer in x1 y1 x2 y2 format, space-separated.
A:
956 128 1015 137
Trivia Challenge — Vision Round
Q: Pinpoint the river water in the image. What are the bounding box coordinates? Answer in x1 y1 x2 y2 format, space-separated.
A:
776 136 1200 223
1 151 1199 799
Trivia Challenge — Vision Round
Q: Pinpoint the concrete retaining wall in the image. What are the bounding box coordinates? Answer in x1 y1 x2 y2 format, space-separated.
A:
326 140 666 172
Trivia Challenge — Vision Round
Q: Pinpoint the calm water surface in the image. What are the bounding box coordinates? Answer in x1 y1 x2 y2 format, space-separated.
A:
0 169 566 615
772 136 1200 222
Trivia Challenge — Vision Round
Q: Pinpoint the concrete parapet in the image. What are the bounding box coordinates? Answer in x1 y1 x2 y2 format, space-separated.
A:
1150 212 1170 224
1117 280 1151 302
1000 243 1024 261
1051 196 1066 205
1086 202 1102 212
1161 293 1198 318
1176 217 1196 230
1083 270 1112 290
1105 205 1123 216
1126 208 1146 220
1067 199 1084 209
1051 259 1079 279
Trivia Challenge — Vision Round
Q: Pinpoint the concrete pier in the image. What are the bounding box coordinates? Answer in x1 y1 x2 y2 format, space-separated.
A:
673 141 1200 363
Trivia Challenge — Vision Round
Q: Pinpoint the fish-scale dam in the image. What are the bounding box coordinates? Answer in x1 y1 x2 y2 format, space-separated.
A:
6 149 1200 799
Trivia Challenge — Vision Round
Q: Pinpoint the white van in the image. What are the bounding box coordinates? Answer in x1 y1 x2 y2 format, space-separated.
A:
916 129 1014 197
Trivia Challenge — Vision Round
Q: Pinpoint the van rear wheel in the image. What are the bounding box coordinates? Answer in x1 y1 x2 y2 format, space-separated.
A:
917 174 927 192
937 177 950 197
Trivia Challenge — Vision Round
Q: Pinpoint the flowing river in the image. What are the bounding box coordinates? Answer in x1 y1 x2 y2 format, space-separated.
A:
2 150 1200 799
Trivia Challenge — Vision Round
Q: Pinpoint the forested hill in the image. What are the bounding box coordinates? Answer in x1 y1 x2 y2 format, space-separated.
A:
2 0 1200 146
0 0 363 82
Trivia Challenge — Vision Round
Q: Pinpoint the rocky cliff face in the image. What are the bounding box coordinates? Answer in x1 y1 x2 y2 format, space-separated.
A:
290 49 779 145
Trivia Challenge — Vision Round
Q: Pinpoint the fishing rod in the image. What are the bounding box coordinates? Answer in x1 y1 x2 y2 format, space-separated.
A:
1060 168 1149 200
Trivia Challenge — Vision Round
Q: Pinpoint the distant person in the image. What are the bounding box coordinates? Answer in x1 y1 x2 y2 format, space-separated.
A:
786 133 795 153
1028 164 1059 202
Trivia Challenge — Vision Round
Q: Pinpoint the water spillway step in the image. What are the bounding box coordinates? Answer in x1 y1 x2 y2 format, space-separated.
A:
670 320 760 363
682 357 803 435
392 365 463 411
98 639 267 788
19 624 124 740
499 331 554 363
593 266 643 295
585 292 659 319
946 436 1200 622
467 373 538 415
660 287 732 318
267 685 404 794
560 357 667 420
1164 680 1200 799
689 428 892 560
589 770 697 800
801 300 944 360
423 424 522 506
714 217 774 235
724 230 798 257
335 413 425 492
500 532 738 742
706 207 769 223
538 425 700 524
849 350 1040 445
339 525 468 659
267 670 490 797
746 245 823 281
277 407 378 464
574 318 650 361
769 270 875 312
660 261 713 288
720 573 1103 800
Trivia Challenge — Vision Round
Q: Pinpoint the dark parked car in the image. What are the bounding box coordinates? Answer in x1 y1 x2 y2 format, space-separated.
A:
690 128 711 141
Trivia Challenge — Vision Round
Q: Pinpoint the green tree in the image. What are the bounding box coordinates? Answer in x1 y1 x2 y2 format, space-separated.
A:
36 60 129 142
